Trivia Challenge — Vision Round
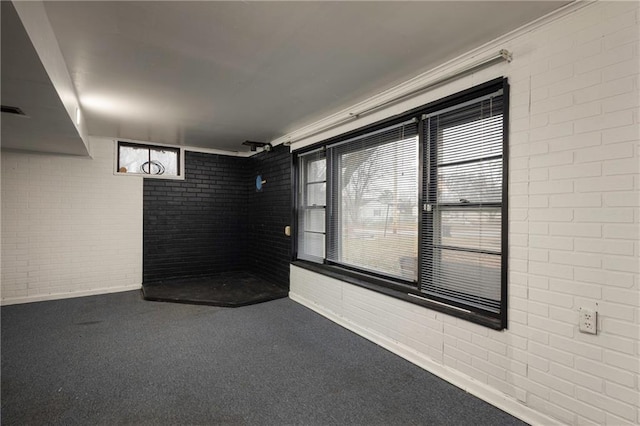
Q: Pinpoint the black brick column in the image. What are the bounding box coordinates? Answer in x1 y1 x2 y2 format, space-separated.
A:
143 152 250 282
143 146 292 287
247 144 292 287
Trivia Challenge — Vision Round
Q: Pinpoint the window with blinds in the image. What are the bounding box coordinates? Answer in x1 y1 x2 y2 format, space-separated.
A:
293 78 508 328
297 150 326 262
421 90 505 315
327 120 419 280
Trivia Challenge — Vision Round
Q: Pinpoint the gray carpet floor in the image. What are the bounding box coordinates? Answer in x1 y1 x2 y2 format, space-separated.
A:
1 290 526 426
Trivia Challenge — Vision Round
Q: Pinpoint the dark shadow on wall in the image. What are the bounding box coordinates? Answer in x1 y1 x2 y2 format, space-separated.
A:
143 145 291 289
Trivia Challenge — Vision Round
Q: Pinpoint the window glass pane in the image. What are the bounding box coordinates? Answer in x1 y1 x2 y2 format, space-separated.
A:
307 158 326 182
118 143 180 177
438 160 502 204
438 209 501 252
422 250 501 313
119 146 148 174
328 123 419 281
302 232 325 259
303 209 325 233
307 183 326 206
151 148 179 176
439 114 502 165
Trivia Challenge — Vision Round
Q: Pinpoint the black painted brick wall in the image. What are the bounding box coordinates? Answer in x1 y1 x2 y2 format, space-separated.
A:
247 144 292 286
143 147 292 287
143 151 250 282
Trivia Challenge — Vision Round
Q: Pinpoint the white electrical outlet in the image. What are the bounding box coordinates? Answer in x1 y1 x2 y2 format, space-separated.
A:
579 308 597 334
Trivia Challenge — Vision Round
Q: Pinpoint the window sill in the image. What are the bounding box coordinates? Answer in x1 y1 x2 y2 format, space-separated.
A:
114 171 185 180
291 260 504 330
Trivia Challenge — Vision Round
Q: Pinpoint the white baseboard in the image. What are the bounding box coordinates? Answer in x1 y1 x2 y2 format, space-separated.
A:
1 284 142 306
289 291 562 426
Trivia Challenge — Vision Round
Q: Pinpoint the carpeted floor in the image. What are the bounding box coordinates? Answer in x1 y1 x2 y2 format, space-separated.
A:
142 271 288 307
1 291 526 426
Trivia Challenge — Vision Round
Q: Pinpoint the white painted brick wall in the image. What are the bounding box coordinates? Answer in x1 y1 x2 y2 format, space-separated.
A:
290 2 640 425
1 138 142 303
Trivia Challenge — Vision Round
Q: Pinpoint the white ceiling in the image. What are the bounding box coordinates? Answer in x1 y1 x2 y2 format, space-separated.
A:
1 1 88 156
8 1 570 154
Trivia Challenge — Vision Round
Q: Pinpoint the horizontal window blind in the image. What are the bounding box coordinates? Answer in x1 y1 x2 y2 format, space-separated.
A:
421 91 504 313
327 120 419 280
297 150 326 263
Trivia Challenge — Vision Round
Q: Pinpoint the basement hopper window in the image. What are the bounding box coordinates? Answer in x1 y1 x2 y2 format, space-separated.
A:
116 142 182 178
293 78 509 329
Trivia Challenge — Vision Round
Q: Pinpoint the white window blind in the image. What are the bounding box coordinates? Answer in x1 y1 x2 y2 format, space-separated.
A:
327 120 419 280
297 150 326 262
421 91 504 313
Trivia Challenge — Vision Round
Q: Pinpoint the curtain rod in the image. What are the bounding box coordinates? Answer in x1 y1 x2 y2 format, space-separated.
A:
285 49 512 146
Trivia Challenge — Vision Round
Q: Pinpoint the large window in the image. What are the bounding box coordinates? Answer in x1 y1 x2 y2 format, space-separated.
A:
327 120 419 281
293 79 508 328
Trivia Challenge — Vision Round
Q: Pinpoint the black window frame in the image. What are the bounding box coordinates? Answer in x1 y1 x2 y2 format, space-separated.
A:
421 91 506 320
296 149 327 263
325 119 420 282
292 78 509 330
116 141 182 178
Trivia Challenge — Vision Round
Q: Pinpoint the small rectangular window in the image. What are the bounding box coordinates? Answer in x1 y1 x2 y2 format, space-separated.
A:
117 141 181 178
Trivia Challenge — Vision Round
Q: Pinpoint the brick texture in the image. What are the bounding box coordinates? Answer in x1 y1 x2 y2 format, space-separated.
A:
143 152 249 281
143 146 291 286
1 139 143 302
246 145 292 286
290 2 640 425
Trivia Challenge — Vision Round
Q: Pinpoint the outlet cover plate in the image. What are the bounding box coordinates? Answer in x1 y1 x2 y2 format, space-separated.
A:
579 308 597 334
